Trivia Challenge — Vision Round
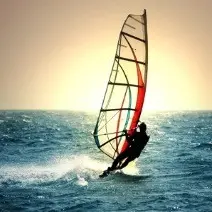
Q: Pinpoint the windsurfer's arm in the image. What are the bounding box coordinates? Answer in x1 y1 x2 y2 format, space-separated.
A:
123 130 134 144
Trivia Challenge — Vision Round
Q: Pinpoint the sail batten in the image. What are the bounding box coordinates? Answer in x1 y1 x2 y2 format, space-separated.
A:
129 15 143 24
108 81 144 88
125 23 136 29
94 10 148 160
101 108 136 112
121 32 145 43
115 55 145 65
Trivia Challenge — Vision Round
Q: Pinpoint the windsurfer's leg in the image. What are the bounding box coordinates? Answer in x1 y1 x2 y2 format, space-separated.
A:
110 150 129 171
119 155 136 170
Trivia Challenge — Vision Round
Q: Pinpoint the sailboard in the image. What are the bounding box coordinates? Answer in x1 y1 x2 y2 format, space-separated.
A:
93 10 148 166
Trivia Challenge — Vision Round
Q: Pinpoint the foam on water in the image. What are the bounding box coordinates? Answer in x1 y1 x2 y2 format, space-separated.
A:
0 155 108 185
22 119 32 123
0 154 140 186
76 175 88 186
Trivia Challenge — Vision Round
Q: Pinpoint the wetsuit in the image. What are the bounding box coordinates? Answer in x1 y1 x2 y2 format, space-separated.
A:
110 130 150 170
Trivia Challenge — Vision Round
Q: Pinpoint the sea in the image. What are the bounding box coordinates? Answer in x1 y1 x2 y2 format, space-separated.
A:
0 110 211 212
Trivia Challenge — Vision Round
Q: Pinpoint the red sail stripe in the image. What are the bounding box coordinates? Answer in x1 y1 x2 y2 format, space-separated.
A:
120 50 145 153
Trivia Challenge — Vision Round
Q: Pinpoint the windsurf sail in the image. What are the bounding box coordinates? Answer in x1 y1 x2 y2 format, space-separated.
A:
93 10 148 160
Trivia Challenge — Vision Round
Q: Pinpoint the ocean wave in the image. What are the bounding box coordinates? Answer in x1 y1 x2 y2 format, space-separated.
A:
21 115 31 119
66 199 103 211
23 119 32 123
195 142 212 150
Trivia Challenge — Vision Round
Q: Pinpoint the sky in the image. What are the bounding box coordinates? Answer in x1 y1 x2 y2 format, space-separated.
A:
0 0 212 111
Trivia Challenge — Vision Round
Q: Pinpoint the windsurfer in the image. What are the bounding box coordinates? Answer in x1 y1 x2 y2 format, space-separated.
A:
102 122 150 176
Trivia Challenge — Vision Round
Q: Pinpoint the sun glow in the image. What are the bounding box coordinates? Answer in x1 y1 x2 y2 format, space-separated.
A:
1 1 211 111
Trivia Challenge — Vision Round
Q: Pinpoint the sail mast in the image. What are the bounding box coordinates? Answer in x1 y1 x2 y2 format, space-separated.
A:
143 9 148 90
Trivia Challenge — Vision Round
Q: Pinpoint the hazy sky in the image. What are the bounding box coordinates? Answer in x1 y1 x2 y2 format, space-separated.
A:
0 0 212 111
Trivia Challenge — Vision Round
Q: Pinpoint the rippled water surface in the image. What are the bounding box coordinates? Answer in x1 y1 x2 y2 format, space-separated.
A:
0 110 211 211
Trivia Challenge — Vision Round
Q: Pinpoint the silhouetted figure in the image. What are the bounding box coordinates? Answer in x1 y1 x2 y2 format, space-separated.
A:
100 122 150 177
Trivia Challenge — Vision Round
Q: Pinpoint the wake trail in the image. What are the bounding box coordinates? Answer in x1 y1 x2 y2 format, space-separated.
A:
0 155 140 186
0 155 111 185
